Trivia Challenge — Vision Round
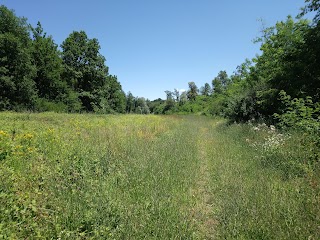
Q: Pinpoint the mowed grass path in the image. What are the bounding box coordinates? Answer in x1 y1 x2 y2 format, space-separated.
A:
0 113 318 239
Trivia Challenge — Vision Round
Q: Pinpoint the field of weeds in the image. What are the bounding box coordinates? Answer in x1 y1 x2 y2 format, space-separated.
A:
0 113 319 239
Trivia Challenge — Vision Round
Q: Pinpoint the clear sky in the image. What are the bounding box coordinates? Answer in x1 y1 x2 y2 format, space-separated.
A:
1 0 311 100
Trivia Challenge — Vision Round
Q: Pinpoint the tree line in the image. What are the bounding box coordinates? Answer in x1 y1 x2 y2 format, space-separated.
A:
1 0 320 126
154 0 320 129
0 5 126 113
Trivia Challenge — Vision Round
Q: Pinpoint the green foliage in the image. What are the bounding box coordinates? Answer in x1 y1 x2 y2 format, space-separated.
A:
148 98 166 114
153 89 210 115
210 94 228 116
274 91 320 173
212 122 320 239
94 75 126 113
179 91 187 106
163 90 176 113
31 22 67 101
200 83 211 96
61 31 106 111
0 5 37 110
178 95 210 114
212 71 230 94
208 13 320 124
173 88 180 101
97 0 320 121
61 31 125 113
135 98 150 114
35 98 68 112
60 89 82 113
274 90 320 130
126 93 154 115
61 31 107 92
0 6 126 114
187 82 198 101
125 92 135 113
257 17 311 97
153 102 165 114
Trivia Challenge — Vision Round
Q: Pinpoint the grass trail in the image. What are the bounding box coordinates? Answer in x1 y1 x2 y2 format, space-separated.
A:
190 123 217 239
0 113 319 239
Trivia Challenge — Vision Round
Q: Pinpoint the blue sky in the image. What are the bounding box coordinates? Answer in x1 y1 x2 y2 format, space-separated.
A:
1 0 311 100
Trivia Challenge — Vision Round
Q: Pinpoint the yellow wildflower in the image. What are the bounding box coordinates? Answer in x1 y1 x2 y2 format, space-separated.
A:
24 133 34 139
27 147 34 153
0 130 8 137
47 128 55 134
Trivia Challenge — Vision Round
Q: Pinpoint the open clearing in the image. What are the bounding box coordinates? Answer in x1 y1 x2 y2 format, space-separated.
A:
0 113 319 239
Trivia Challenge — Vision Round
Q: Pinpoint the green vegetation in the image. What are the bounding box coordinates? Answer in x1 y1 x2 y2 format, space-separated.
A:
0 6 125 113
0 113 319 239
1 1 320 239
1 1 319 122
154 1 320 124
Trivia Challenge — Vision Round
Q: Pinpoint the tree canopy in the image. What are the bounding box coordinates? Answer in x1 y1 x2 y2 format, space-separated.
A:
0 5 125 113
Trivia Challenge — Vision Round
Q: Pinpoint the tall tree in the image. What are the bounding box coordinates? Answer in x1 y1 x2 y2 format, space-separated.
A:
62 31 108 91
212 71 230 95
179 91 188 105
94 75 126 113
126 91 135 113
187 82 198 101
223 15 319 122
212 77 223 94
61 31 125 112
61 31 107 110
253 16 313 117
173 88 180 102
134 97 150 114
165 90 174 101
200 83 211 96
164 90 175 112
0 5 37 110
31 21 66 100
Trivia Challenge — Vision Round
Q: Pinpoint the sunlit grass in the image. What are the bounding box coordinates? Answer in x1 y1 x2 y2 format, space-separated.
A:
0 113 318 239
0 113 195 238
210 123 320 239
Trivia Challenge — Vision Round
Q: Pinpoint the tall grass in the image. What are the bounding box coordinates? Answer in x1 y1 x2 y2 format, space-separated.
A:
0 113 199 238
209 123 320 239
0 113 319 239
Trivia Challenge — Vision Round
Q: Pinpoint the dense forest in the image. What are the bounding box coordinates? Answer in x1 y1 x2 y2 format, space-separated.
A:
0 5 126 113
1 0 320 127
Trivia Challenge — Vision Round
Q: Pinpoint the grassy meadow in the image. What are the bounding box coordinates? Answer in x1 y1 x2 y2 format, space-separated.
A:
0 113 319 239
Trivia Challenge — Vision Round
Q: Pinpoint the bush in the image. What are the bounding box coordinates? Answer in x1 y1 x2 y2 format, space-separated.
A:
274 90 320 132
35 98 67 113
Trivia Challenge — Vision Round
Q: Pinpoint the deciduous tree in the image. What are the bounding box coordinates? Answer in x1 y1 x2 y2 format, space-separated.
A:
187 82 198 101
0 5 37 110
31 21 66 100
